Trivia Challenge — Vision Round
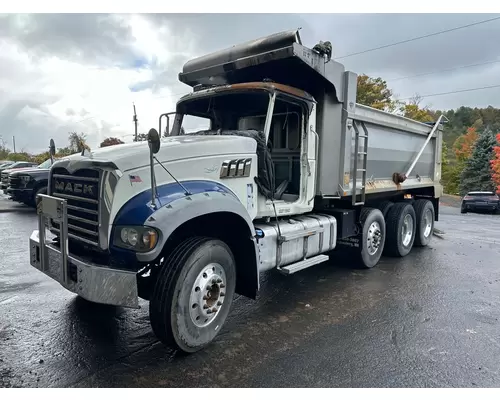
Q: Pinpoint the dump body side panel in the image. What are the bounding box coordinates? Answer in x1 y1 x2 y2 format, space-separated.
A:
315 69 442 199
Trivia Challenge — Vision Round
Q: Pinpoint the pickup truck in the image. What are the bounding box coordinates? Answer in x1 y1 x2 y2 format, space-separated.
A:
1 161 39 191
7 158 56 207
30 29 443 353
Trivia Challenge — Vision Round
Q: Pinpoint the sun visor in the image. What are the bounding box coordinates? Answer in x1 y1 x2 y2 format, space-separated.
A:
178 29 344 102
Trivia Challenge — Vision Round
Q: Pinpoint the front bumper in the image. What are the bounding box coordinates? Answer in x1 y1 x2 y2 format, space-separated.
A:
463 202 498 211
30 194 139 308
7 188 31 201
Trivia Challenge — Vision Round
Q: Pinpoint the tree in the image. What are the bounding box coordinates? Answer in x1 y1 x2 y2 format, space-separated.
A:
100 137 124 147
453 127 478 162
68 132 89 153
490 133 500 193
459 128 497 195
32 151 50 164
356 74 398 112
133 133 148 142
7 152 31 162
0 137 10 160
399 94 435 123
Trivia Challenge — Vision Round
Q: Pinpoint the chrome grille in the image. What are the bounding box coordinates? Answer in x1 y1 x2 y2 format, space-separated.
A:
8 176 20 189
50 167 100 246
1 172 9 187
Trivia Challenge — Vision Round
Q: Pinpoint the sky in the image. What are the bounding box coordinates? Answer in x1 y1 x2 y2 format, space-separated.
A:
1 13 500 154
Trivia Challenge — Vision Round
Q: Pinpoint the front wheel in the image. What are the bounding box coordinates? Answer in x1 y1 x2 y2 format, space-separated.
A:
149 237 236 353
30 186 47 207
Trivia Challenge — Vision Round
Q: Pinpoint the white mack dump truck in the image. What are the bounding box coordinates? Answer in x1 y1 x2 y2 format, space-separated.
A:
30 29 444 353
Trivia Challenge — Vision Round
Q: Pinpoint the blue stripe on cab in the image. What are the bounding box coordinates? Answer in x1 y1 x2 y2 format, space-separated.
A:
113 180 235 227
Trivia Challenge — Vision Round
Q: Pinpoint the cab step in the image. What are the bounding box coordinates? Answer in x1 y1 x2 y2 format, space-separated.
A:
278 254 330 275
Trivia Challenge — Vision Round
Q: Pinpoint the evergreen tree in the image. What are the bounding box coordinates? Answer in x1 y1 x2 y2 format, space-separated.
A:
459 127 497 195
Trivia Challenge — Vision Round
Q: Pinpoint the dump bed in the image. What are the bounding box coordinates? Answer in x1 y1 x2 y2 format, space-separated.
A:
179 29 443 200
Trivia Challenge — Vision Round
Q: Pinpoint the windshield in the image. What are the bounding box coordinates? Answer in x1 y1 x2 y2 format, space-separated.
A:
173 91 272 135
37 158 52 169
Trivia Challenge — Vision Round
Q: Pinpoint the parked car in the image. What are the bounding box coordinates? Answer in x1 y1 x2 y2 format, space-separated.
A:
0 161 15 172
461 191 500 214
6 158 57 206
0 162 39 191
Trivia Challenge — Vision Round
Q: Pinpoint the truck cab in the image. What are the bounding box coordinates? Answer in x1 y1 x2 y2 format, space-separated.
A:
169 82 317 219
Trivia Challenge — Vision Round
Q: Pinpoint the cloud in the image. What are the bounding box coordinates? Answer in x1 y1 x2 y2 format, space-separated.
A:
1 13 500 155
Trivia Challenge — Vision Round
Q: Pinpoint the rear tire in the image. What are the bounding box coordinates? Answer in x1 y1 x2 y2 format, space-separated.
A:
377 200 394 219
384 202 416 257
149 237 236 353
414 199 434 247
357 207 386 269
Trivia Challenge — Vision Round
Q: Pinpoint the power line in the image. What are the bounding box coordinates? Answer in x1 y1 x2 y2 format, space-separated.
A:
335 16 500 60
398 83 500 102
387 59 500 82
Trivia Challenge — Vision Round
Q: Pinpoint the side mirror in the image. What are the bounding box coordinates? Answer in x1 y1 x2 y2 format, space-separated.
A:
49 139 56 157
147 128 161 154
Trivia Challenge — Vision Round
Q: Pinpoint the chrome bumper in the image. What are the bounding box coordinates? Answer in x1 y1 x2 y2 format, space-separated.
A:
30 194 139 308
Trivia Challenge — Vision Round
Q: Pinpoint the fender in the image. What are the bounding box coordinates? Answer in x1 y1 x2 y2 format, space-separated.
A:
138 190 257 263
110 180 260 292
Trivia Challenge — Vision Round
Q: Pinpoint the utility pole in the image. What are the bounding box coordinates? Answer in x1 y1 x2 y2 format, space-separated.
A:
133 103 138 142
12 136 16 154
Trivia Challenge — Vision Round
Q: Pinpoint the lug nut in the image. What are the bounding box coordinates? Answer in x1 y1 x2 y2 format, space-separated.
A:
203 305 209 309
220 292 225 297
206 309 212 314
216 278 222 283
212 307 217 313
212 279 217 284
217 301 222 306
220 284 225 288
203 295 209 300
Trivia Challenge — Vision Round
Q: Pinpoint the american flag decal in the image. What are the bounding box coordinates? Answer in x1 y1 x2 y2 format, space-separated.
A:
129 174 142 185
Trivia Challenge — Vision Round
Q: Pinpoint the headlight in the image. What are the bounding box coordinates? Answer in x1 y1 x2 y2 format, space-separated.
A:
113 226 159 252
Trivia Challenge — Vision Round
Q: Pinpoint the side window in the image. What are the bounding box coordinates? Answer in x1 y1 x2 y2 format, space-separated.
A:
182 115 211 134
269 112 301 151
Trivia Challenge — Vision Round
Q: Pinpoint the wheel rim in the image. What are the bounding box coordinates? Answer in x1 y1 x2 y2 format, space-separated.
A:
423 208 433 238
366 221 382 256
189 263 227 328
401 213 414 247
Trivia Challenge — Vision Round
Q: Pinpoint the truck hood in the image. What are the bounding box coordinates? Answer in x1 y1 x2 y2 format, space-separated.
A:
1 167 36 175
57 134 258 172
10 167 49 177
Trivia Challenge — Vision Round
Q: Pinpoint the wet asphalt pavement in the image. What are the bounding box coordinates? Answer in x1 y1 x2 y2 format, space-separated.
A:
1 193 500 388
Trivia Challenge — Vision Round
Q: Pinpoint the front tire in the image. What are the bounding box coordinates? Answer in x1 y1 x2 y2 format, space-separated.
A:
149 237 236 353
414 199 435 247
30 186 47 207
384 202 416 257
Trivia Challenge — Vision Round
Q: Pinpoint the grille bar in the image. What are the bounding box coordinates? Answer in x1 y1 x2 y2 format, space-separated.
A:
53 192 99 204
68 214 99 226
53 174 99 182
50 167 100 247
51 226 99 246
67 223 99 237
67 204 98 215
